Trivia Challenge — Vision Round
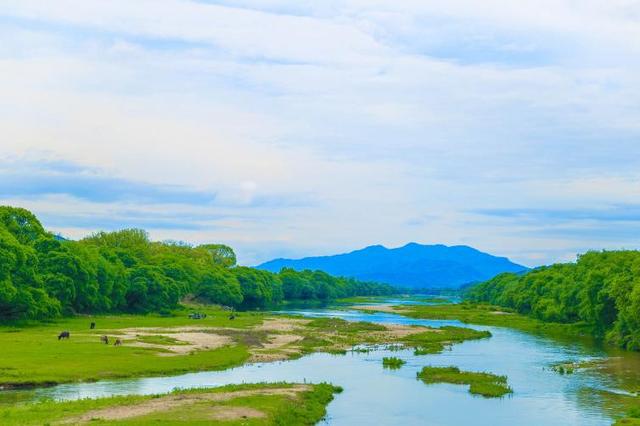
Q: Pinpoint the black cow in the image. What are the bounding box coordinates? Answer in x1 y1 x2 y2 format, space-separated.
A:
229 314 236 320
90 322 96 329
58 331 70 340
114 338 122 346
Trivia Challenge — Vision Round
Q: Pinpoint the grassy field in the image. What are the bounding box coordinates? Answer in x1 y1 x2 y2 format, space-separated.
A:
0 382 341 425
417 366 512 398
0 304 493 387
0 306 261 387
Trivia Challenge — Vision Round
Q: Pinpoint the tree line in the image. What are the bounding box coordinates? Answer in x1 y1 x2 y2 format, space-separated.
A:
0 206 395 320
465 250 640 350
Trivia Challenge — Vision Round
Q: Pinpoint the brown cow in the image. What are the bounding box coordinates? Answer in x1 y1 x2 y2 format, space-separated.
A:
114 338 122 346
100 335 109 345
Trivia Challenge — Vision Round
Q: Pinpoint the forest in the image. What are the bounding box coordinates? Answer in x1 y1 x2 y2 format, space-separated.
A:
0 206 394 320
466 250 640 350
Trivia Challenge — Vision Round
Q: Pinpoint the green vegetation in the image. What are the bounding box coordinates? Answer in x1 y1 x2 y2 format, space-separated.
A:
0 382 341 425
386 302 589 339
0 306 258 386
466 250 640 350
402 325 491 354
0 206 393 321
382 357 405 369
0 302 492 387
417 366 512 398
615 407 640 425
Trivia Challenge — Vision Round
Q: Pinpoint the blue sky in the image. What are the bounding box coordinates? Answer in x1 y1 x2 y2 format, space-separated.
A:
1 0 639 266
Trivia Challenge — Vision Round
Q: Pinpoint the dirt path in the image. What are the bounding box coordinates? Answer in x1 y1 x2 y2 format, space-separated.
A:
58 385 311 424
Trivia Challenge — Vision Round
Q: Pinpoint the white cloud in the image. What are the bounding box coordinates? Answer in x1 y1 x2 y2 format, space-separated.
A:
0 0 639 265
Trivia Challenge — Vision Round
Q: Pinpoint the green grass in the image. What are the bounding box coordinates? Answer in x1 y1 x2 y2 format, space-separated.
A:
335 296 389 304
615 407 640 425
417 366 513 398
0 382 342 425
402 326 491 354
0 305 496 388
0 306 261 387
388 303 592 339
305 317 387 333
382 357 406 369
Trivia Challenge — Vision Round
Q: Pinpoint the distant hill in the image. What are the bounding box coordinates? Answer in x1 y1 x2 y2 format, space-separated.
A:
257 243 528 289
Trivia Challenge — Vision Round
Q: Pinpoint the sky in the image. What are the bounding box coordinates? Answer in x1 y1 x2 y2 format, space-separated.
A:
1 0 639 267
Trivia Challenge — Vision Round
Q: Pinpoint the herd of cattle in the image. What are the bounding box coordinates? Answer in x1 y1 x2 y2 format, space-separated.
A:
57 329 122 346
56 312 236 345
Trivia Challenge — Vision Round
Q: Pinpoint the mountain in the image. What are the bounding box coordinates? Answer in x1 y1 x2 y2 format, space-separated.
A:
257 243 528 289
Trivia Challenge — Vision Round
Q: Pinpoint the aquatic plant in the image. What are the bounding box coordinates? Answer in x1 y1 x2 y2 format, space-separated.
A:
417 366 512 398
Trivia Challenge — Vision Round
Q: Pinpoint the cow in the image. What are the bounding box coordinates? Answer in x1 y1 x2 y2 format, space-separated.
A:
228 314 235 320
114 338 122 346
90 322 96 329
58 331 70 340
100 335 109 345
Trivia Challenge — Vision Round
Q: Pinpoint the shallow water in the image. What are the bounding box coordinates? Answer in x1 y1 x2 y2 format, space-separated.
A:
7 304 640 425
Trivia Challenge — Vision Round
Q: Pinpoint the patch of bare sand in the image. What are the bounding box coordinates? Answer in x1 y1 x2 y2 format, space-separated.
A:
262 333 304 349
355 304 407 314
366 324 440 340
58 385 311 424
248 333 306 362
385 323 437 337
254 318 310 332
208 406 265 420
113 327 232 356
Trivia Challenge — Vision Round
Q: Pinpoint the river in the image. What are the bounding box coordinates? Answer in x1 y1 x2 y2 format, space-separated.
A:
5 300 639 425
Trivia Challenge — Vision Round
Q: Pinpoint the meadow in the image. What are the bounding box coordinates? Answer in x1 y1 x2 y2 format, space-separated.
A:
0 303 492 388
0 382 341 425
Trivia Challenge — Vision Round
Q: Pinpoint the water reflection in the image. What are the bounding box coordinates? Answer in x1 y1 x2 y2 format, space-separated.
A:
5 304 639 425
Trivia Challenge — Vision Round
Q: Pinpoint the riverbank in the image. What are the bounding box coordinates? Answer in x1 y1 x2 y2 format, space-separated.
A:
355 302 593 339
356 301 640 425
0 382 341 425
0 305 490 388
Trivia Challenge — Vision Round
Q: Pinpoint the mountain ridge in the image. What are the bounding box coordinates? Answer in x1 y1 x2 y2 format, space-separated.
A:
257 242 528 289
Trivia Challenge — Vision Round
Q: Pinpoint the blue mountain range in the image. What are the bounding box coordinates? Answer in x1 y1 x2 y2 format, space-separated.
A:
257 243 528 289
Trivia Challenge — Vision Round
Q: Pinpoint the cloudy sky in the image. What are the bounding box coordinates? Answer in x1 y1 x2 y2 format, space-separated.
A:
1 1 639 266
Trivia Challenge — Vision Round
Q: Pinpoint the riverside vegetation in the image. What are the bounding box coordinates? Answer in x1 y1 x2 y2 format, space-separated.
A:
0 382 342 425
0 206 394 321
382 357 405 369
0 304 491 387
417 366 512 398
466 250 640 351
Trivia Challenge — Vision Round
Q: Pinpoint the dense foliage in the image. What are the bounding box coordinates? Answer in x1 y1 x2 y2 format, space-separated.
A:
466 250 640 350
0 206 394 320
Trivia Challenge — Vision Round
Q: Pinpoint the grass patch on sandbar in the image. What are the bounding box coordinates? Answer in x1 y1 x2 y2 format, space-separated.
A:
417 366 513 398
0 382 342 425
402 326 491 354
382 357 406 369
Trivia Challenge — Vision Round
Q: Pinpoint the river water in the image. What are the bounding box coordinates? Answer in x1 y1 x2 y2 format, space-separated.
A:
6 301 639 425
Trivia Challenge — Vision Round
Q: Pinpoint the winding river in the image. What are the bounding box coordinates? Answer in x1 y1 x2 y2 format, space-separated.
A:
4 300 640 425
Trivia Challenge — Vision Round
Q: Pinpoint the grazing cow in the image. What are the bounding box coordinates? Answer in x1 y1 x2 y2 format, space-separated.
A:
229 314 235 320
90 322 96 329
100 335 109 345
58 331 70 340
114 338 122 346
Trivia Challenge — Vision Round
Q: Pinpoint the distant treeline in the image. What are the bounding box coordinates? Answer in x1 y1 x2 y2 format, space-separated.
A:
465 250 640 350
0 206 395 320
